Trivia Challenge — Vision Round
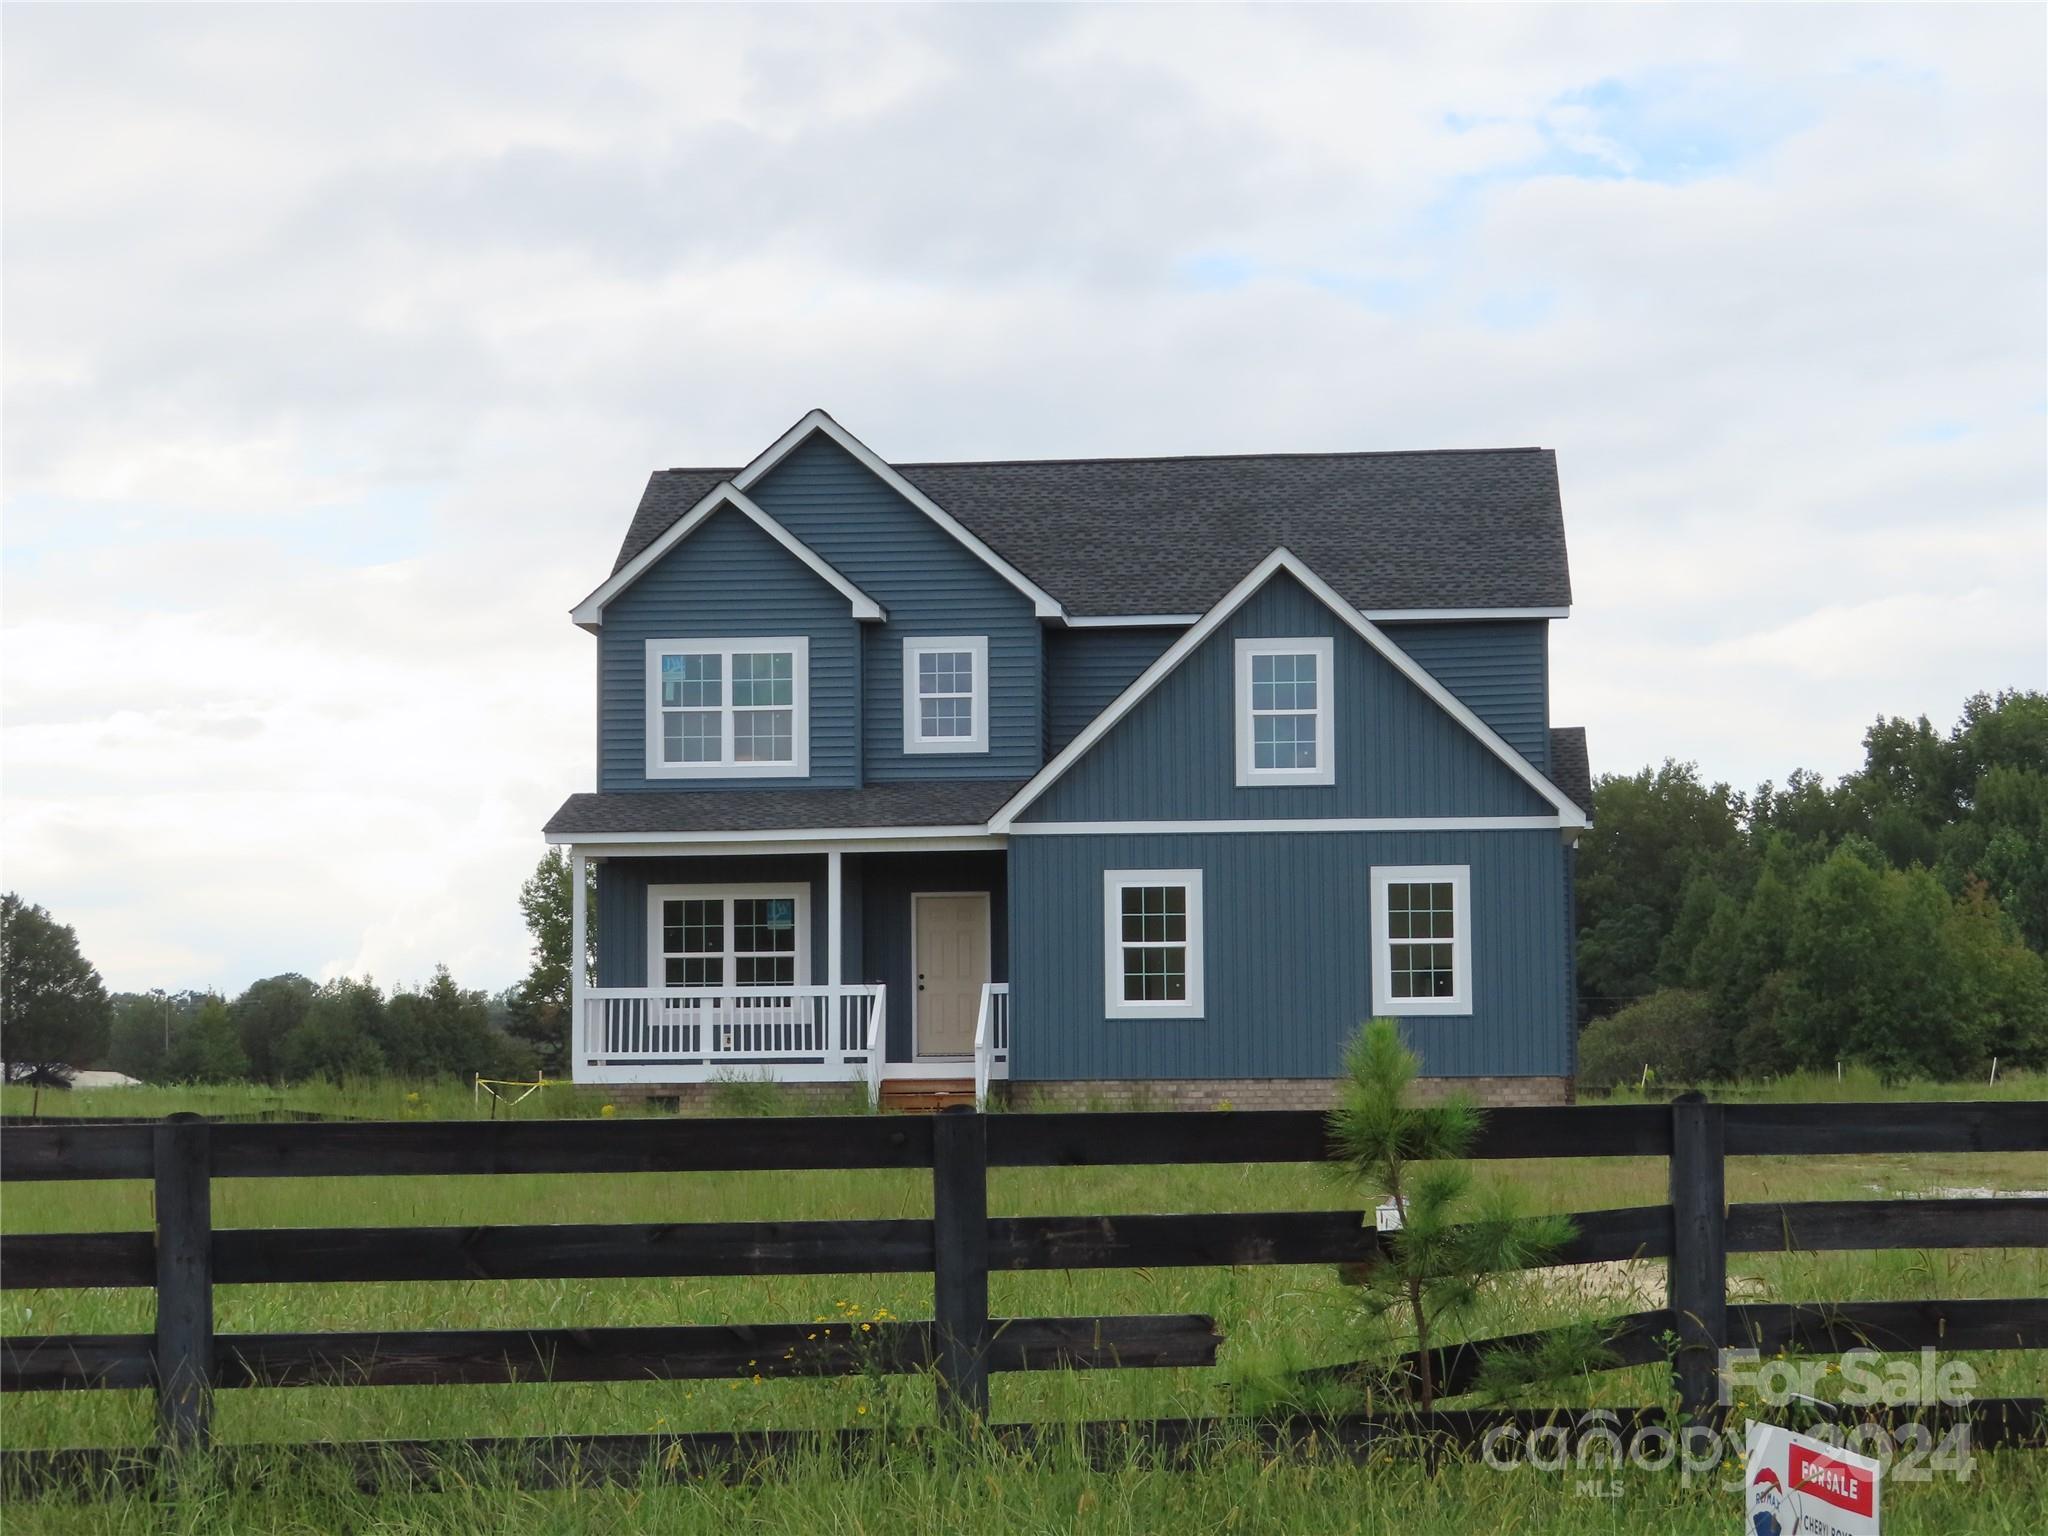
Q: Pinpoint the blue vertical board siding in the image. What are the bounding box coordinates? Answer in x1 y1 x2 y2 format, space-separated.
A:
595 855 830 987
1007 830 1571 1081
1045 627 1180 754
597 508 861 791
1379 620 1550 770
746 435 1042 782
1563 842 1580 1081
855 852 1009 1061
1021 573 1554 822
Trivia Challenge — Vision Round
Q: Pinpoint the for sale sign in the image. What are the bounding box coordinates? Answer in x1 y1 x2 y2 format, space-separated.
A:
1745 1422 1881 1536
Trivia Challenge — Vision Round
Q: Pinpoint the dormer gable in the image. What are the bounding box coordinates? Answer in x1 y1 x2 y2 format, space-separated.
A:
573 480 884 632
992 549 1588 830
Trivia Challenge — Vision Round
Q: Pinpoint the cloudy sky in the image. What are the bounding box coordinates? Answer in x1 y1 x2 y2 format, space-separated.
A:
3 4 2043 997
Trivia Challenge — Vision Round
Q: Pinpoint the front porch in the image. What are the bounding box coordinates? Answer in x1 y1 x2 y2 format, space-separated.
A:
567 844 1011 1101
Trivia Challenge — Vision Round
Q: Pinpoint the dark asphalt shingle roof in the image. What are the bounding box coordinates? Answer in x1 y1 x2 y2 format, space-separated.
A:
545 780 1029 838
613 445 1571 617
1549 727 1592 818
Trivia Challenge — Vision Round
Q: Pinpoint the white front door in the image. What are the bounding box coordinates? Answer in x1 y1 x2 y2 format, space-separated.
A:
913 892 989 1059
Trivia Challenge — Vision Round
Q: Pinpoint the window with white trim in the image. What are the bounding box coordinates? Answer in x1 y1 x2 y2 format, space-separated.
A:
651 887 806 989
1235 637 1335 786
1371 865 1472 1016
645 637 809 778
902 635 989 754
1103 869 1204 1019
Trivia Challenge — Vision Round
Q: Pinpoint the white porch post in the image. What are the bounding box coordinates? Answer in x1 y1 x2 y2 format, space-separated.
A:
826 849 843 988
569 847 587 1075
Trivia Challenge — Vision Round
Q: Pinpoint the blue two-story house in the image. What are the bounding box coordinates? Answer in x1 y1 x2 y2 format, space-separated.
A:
544 410 1593 1108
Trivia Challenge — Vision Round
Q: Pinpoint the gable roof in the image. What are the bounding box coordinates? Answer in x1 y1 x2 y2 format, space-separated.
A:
1548 726 1593 818
617 441 1570 619
572 480 884 630
988 549 1590 832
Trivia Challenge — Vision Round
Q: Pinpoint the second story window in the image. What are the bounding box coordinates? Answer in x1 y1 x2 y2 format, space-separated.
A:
645 637 809 779
902 635 990 754
1234 637 1335 786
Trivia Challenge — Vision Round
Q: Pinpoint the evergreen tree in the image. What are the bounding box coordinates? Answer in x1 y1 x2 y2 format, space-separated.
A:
164 997 250 1082
1327 1020 1574 1409
278 978 387 1083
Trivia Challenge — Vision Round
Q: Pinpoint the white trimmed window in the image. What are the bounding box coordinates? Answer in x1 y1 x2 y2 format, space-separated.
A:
649 885 808 990
1235 637 1335 786
1371 865 1472 1016
902 635 989 754
645 637 809 778
1103 869 1204 1019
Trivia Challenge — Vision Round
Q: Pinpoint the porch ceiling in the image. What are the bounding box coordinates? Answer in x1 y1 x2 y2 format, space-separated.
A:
544 779 1029 838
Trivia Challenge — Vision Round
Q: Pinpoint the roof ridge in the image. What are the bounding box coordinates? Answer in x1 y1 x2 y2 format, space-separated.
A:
656 445 1550 476
903 445 1549 470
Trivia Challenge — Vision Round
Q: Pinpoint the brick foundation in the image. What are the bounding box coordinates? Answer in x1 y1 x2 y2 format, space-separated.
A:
584 1075 1573 1115
1002 1075 1574 1111
585 1082 870 1115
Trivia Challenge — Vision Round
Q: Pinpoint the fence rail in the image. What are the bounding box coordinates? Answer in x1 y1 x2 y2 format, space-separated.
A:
2 1096 2043 1478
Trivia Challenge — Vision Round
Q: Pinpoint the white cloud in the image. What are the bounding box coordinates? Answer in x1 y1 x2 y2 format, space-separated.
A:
3 4 2042 993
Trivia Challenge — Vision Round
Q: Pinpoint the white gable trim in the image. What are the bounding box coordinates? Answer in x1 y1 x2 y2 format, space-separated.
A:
987 548 1589 832
732 410 1065 619
570 481 885 628
1069 606 1570 628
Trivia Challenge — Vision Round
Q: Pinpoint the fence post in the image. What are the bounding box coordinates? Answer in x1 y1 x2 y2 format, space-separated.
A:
931 1104 990 1425
1667 1091 1726 1424
154 1112 214 1454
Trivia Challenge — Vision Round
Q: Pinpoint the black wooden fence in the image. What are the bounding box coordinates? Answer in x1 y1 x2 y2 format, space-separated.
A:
2 1095 2044 1488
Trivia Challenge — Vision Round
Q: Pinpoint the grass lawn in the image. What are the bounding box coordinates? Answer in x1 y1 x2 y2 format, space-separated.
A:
2 1069 2043 1532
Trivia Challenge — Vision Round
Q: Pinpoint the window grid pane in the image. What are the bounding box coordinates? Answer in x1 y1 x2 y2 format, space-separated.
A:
1248 650 1320 771
1119 883 1189 1003
1385 880 1458 1000
914 648 975 741
657 648 796 768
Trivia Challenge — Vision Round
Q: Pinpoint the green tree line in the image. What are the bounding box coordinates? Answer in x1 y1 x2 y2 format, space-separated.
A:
1576 690 2048 1087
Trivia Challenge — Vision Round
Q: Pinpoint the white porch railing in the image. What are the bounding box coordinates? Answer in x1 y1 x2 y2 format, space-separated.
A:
578 985 886 1097
973 982 1011 1107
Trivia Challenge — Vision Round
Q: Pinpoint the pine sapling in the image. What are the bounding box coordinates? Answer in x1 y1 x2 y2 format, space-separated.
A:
1327 1018 1577 1411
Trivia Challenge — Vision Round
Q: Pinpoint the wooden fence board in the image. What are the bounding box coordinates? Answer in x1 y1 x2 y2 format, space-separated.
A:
0 1233 155 1289
213 1220 936 1283
1727 1298 2048 1355
1 1334 154 1392
1728 1198 2048 1253
1724 1102 2048 1156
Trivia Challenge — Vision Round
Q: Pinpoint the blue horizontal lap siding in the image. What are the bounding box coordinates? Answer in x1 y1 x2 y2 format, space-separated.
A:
1008 830 1572 1081
1045 627 1180 754
1022 573 1554 822
1380 620 1550 771
598 508 861 791
746 436 1042 782
596 855 829 988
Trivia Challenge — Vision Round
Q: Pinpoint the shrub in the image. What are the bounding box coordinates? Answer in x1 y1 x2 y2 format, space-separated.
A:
1576 988 1721 1093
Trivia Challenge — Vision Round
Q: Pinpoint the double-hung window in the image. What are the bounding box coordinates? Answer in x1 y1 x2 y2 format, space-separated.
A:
902 635 989 754
651 886 806 990
1103 869 1205 1019
1371 865 1472 1016
645 637 809 778
1235 637 1335 786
